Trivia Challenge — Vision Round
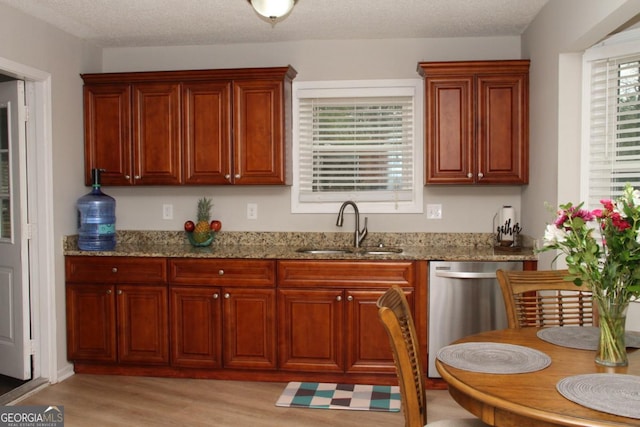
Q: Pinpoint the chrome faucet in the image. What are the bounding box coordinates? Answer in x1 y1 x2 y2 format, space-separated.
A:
336 201 368 248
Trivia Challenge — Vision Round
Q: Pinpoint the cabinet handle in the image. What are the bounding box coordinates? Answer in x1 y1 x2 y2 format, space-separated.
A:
224 174 231 180
234 174 241 179
347 295 353 302
106 289 112 295
117 290 123 295
467 172 473 179
111 267 118 273
134 175 141 179
213 293 219 299
224 293 230 299
478 172 484 179
218 269 224 276
336 295 342 302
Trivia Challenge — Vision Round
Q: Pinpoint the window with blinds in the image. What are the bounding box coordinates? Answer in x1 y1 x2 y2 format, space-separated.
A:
585 36 640 209
291 80 423 213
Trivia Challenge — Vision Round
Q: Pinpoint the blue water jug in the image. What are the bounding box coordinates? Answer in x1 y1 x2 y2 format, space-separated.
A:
77 168 116 251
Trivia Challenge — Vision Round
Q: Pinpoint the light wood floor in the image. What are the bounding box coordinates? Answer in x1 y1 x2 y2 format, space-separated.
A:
11 375 475 426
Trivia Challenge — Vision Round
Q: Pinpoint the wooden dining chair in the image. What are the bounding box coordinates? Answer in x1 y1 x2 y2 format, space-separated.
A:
377 286 488 427
496 269 596 328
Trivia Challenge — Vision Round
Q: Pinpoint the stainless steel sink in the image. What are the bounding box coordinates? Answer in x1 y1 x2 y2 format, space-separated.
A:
358 247 403 255
296 246 403 255
296 247 354 254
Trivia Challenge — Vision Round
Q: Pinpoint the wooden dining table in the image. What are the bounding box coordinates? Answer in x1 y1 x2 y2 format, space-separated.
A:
435 327 640 427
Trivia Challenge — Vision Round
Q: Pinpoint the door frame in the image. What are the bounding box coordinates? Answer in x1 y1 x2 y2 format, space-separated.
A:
0 56 56 383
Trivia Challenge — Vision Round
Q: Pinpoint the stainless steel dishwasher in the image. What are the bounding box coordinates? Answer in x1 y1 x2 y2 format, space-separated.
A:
427 261 523 378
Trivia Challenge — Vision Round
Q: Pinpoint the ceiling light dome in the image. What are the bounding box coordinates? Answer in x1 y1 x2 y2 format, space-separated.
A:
248 0 297 22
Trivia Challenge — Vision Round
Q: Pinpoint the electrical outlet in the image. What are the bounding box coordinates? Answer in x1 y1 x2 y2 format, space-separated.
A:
162 204 173 220
247 203 258 220
426 204 442 219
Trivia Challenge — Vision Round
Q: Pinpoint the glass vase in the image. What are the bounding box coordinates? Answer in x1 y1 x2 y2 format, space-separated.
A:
595 299 629 367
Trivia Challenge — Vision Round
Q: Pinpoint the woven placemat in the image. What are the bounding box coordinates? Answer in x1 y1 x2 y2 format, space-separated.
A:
557 373 640 419
537 327 640 350
436 342 551 374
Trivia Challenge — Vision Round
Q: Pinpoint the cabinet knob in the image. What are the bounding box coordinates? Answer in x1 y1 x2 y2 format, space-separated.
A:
467 172 473 179
478 172 484 179
111 267 118 273
218 269 224 276
106 289 112 295
213 293 219 299
336 295 342 302
117 290 123 295
125 175 130 179
224 293 230 299
134 175 141 180
234 174 241 179
347 295 353 302
224 174 231 180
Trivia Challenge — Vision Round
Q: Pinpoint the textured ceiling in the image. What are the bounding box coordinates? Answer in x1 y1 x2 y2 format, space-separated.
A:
0 0 550 47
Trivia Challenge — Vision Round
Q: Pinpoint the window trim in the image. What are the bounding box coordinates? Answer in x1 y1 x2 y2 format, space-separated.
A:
291 79 424 214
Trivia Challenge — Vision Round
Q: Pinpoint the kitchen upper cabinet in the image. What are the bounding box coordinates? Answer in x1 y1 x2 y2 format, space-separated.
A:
65 256 169 365
83 82 182 186
133 82 182 185
232 79 288 184
182 81 232 184
82 66 296 186
418 60 529 185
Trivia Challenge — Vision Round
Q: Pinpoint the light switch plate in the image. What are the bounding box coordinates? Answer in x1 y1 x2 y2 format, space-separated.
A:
162 204 173 220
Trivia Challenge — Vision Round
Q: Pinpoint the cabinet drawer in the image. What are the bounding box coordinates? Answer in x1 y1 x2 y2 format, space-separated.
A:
66 256 167 284
277 260 414 288
169 259 275 287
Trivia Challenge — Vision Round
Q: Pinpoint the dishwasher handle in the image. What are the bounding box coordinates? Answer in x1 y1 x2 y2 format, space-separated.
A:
434 270 497 279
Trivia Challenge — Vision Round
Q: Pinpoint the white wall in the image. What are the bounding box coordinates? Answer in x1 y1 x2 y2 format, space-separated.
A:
522 0 640 327
0 4 102 377
99 37 525 233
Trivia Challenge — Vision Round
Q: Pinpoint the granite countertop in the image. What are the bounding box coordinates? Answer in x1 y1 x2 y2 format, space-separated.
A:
64 231 537 262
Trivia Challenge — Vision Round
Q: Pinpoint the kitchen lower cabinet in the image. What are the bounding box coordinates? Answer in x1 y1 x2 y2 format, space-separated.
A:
278 288 412 374
66 283 168 364
277 260 416 374
168 259 277 370
170 286 222 368
65 255 429 385
65 256 169 365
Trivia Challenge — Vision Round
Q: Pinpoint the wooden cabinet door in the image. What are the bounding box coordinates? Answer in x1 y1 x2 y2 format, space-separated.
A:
278 289 344 372
117 284 169 365
182 81 232 184
223 288 276 369
132 82 182 185
476 73 528 184
83 84 132 186
66 283 117 362
424 76 474 184
345 289 415 374
170 286 222 368
232 79 286 184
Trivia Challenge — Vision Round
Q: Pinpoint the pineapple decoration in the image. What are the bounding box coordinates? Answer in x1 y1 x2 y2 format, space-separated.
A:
192 197 213 243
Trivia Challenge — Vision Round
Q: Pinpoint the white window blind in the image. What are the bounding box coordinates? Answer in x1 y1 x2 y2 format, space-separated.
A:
299 96 413 200
292 80 423 214
587 52 640 208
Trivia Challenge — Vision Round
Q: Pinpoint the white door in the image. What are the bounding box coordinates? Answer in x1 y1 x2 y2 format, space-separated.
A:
0 79 31 380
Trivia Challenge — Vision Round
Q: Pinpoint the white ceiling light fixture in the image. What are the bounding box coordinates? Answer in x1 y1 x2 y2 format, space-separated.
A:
247 0 298 24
